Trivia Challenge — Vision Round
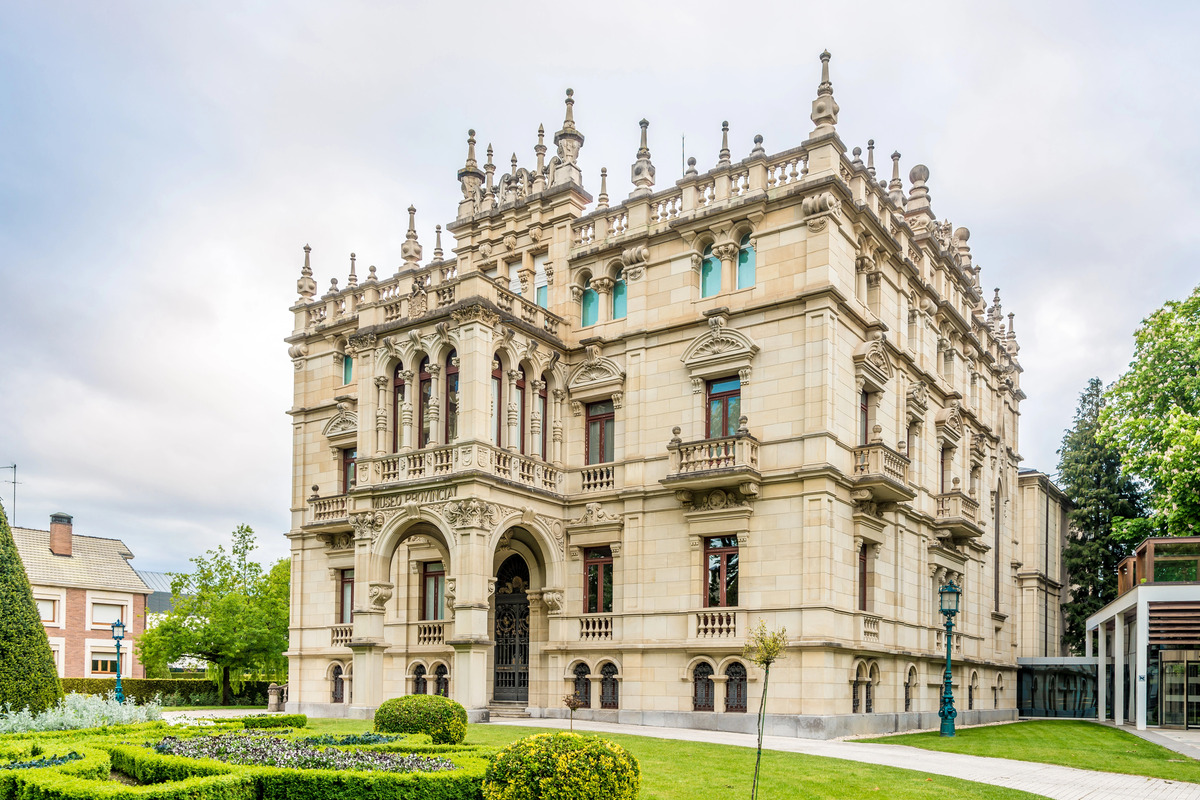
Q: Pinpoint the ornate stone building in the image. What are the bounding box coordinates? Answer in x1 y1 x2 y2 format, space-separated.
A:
284 52 1068 737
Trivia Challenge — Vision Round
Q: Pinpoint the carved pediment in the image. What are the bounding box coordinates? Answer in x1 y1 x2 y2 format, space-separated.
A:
681 312 760 379
567 344 625 405
935 401 964 444
322 404 358 442
854 330 893 391
906 380 929 425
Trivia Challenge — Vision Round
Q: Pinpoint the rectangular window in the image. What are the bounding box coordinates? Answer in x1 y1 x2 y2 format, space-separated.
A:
586 400 615 464
342 354 353 386
91 603 123 625
737 241 756 289
701 255 720 297
858 543 869 611
706 377 741 439
36 598 56 623
705 536 739 607
91 656 119 676
612 278 627 320
342 448 357 493
491 368 503 446
538 389 548 461
534 254 549 308
339 568 354 624
422 562 446 620
582 284 599 326
860 391 870 446
536 284 548 308
940 447 950 494
420 374 433 447
445 366 459 442
584 547 614 613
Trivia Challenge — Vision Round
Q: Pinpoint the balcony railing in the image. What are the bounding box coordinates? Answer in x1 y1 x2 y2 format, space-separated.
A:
580 465 615 493
1117 536 1200 596
579 615 613 641
695 610 738 639
310 495 348 523
367 443 561 493
330 624 353 647
664 431 761 493
417 622 445 646
934 491 983 539
851 442 915 503
861 615 881 643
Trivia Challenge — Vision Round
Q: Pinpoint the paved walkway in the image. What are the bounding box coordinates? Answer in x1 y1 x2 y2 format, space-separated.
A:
491 717 1200 800
1109 722 1200 761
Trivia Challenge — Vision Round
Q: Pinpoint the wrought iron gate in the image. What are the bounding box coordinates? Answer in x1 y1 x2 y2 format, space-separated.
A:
494 555 530 703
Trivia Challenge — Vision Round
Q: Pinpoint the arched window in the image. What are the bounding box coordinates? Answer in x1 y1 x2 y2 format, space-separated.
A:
537 375 549 461
581 277 599 326
490 355 503 447
412 664 427 695
969 672 977 710
693 662 715 711
725 663 748 713
853 664 867 713
435 664 449 697
331 664 344 703
445 350 459 443
573 663 591 708
342 352 354 386
600 663 619 709
701 244 720 298
866 666 877 713
737 233 755 289
418 357 432 448
905 667 917 712
516 366 527 454
612 270 627 320
393 363 406 452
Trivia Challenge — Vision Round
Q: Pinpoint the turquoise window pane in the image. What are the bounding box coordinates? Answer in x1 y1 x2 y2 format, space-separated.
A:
612 279 627 319
701 257 720 297
536 285 548 308
342 355 353 385
582 288 599 326
738 235 756 289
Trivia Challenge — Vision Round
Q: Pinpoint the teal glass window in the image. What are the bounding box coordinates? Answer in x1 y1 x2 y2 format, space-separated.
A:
581 278 599 326
342 354 353 385
536 284 548 308
737 234 756 289
701 244 720 297
612 274 627 319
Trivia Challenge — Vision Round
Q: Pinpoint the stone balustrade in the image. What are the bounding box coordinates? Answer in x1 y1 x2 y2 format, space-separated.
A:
363 442 561 494
669 434 759 477
579 615 613 642
330 624 353 647
310 495 348 523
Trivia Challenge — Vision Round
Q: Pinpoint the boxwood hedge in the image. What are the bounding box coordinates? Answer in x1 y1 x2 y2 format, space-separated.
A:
59 678 273 706
375 696 468 745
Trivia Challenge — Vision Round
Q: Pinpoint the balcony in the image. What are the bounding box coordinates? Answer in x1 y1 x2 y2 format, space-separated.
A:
330 624 353 647
693 610 740 640
663 432 761 494
851 443 915 503
934 491 984 539
307 494 349 529
579 615 613 642
1118 536 1200 596
365 442 562 495
406 620 453 649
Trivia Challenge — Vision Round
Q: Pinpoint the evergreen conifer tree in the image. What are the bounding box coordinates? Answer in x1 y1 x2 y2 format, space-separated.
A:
1058 378 1147 653
0 500 63 713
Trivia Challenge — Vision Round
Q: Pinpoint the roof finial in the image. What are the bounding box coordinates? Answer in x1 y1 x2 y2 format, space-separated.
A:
750 134 765 158
563 87 576 130
630 118 656 197
483 144 496 207
433 225 444 263
325 276 339 297
685 156 698 177
866 139 876 177
550 89 585 187
851 146 863 169
906 164 932 220
596 167 609 210
297 243 316 301
535 124 546 172
347 252 358 287
457 129 485 217
400 205 422 268
718 120 731 165
888 151 906 207
809 50 840 136
464 129 478 170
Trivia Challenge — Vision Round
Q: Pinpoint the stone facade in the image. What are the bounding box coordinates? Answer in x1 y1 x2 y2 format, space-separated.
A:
283 52 1068 736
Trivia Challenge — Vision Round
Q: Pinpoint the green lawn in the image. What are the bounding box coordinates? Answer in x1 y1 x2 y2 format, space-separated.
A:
304 718 1046 800
860 720 1200 784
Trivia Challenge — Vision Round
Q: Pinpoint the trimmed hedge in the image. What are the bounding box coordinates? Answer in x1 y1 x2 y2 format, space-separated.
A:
59 678 272 706
237 714 306 729
483 732 641 800
375 695 468 745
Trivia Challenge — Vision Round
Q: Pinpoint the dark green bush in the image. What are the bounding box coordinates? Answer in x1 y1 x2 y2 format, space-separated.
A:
0 501 63 714
375 695 468 745
238 714 307 729
483 732 641 800
59 678 273 706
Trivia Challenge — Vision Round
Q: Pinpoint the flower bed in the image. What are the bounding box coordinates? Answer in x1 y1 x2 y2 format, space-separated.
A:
153 734 455 773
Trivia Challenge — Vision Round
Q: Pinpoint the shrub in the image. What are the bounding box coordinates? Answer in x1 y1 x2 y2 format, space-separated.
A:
238 714 306 729
483 732 640 800
60 678 272 706
0 501 63 714
375 695 468 744
0 692 162 734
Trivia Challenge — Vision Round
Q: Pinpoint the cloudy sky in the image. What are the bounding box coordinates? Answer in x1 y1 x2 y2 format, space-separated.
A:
2 2 1197 572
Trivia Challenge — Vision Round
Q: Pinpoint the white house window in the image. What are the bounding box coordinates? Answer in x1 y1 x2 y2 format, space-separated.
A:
36 598 56 623
92 603 123 625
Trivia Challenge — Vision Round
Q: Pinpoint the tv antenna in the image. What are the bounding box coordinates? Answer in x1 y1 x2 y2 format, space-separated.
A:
2 464 18 527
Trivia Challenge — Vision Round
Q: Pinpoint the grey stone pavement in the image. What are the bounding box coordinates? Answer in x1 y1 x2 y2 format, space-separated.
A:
490 717 1200 800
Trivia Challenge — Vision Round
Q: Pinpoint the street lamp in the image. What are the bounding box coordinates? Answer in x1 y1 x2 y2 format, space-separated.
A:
938 580 961 737
110 619 126 704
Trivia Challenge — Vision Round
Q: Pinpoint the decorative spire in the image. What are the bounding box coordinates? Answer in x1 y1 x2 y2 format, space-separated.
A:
630 118 656 197
750 134 765 158
433 225 444 263
510 152 519 178
297 243 317 301
888 151 906 207
809 50 840 136
347 252 358 287
400 205 423 268
596 167 609 210
866 139 876 177
535 124 546 173
457 129 485 217
718 121 731 165
551 88 585 187
484 144 496 207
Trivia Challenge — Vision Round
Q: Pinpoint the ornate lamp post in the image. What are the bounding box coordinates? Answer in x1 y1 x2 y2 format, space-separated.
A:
110 619 126 704
938 580 961 737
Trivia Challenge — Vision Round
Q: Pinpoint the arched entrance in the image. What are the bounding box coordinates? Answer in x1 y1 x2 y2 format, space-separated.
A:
494 554 530 702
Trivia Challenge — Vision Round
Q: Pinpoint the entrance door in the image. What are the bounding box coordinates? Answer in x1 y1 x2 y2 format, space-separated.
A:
493 555 530 703
1188 663 1200 728
1162 662 1186 727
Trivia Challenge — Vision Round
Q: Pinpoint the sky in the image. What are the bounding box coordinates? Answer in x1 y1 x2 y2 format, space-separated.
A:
1 2 1198 572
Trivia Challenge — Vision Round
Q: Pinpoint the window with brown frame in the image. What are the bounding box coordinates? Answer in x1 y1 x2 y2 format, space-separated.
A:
491 356 503 446
704 536 739 607
515 365 527 454
338 568 354 624
860 390 870 445
586 400 614 464
445 351 459 442
940 446 950 493
858 542 869 612
421 562 445 621
419 357 433 448
92 656 119 676
584 547 613 613
341 448 357 493
706 377 741 439
693 662 715 711
392 363 406 452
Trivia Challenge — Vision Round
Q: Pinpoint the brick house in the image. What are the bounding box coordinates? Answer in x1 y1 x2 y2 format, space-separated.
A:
12 513 151 679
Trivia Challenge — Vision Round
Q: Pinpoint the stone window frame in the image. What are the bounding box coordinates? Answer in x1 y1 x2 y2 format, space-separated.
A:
680 310 759 441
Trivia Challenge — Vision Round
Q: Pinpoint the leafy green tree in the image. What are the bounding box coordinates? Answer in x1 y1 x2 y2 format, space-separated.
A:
137 526 289 705
0 500 63 713
1058 378 1147 654
1100 284 1200 535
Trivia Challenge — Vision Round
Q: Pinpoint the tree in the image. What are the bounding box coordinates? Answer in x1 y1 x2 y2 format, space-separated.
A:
0 500 63 713
1100 283 1200 535
743 620 787 800
136 525 289 705
1058 378 1147 654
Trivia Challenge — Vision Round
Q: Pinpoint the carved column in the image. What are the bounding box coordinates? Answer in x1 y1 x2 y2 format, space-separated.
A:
399 371 414 453
713 242 738 295
426 363 442 446
374 375 389 456
506 369 522 453
551 389 566 467
591 277 614 323
530 379 546 459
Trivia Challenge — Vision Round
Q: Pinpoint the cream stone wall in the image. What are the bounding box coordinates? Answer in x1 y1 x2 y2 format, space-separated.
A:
282 53 1065 736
